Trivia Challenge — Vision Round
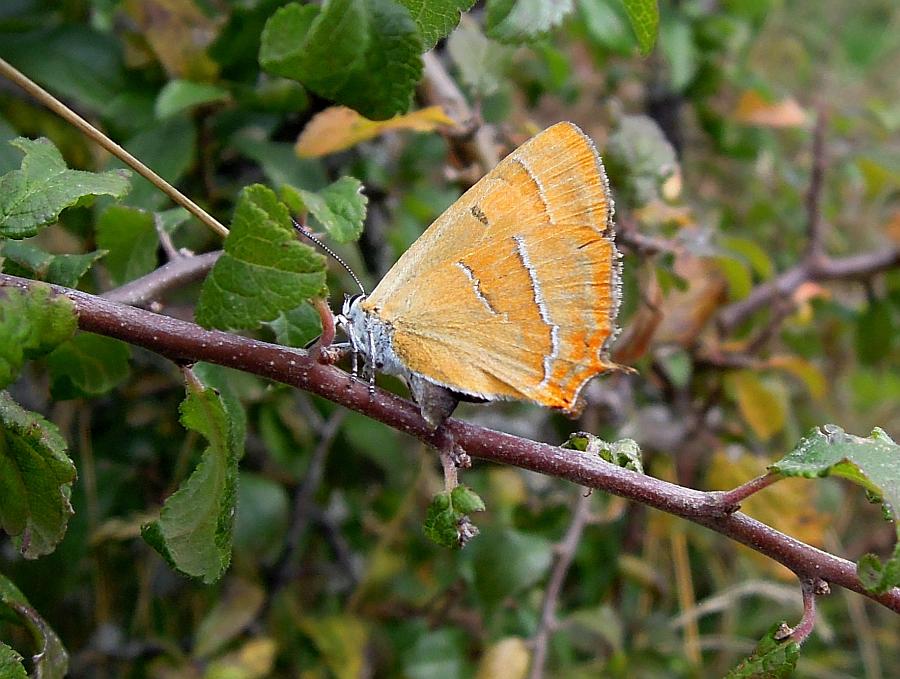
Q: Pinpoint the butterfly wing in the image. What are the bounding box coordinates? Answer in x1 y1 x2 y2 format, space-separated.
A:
362 122 619 409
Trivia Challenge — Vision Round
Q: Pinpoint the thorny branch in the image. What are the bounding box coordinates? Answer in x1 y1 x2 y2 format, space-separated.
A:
2 272 899 615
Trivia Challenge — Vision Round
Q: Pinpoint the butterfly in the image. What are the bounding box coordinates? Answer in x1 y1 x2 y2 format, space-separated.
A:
339 121 622 428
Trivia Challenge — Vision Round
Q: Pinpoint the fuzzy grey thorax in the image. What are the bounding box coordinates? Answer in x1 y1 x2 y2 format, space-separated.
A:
341 295 409 380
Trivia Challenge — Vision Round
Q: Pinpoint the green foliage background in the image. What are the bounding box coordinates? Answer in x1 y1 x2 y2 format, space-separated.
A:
1 0 900 677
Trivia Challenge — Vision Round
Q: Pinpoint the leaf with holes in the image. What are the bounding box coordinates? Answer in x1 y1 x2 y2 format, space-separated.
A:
0 137 130 239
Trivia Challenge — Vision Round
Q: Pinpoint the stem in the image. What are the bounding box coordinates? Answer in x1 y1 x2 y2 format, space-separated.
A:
0 58 229 239
3 272 900 615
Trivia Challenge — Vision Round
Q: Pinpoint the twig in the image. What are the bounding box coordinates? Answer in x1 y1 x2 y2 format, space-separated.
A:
529 491 593 679
717 247 900 333
3 272 900 614
101 251 221 307
804 107 829 264
776 578 829 645
715 471 782 509
0 57 229 238
272 410 347 592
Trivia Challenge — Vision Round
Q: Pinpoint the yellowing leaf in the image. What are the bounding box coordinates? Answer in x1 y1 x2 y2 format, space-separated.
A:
475 637 530 679
205 637 277 679
299 615 368 679
726 370 787 441
734 90 808 128
707 449 828 580
766 355 827 399
296 105 457 157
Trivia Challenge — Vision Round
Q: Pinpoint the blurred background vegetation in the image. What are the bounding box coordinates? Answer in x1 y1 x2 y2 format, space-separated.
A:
1 0 899 677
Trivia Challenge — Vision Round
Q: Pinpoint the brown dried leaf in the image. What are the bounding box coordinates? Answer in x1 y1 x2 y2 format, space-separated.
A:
296 105 457 158
654 254 728 347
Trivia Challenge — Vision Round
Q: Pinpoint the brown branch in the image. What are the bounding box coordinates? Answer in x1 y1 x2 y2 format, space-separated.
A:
101 251 221 306
717 247 900 333
3 272 900 614
529 491 592 679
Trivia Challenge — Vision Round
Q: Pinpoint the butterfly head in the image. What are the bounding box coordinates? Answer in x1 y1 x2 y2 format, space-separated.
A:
338 293 408 382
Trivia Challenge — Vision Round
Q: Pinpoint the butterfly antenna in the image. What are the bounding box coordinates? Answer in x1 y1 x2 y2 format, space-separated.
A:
292 218 366 295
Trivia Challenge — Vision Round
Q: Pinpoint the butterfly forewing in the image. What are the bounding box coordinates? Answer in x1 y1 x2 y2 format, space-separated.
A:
362 122 619 409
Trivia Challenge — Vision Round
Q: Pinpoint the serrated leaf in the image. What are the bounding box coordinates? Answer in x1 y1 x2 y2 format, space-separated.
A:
725 622 799 679
285 176 367 243
259 0 423 121
0 286 77 389
46 333 131 400
1 241 105 288
141 374 244 583
0 393 76 559
563 433 643 473
0 137 130 239
96 205 159 285
195 184 327 331
398 0 476 49
295 105 456 158
267 302 323 348
771 426 899 523
622 0 659 55
485 0 574 44
0 642 27 679
727 370 787 441
0 572 68 678
155 79 230 119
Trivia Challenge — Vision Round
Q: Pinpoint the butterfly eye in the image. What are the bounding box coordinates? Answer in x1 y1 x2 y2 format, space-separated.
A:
343 293 364 316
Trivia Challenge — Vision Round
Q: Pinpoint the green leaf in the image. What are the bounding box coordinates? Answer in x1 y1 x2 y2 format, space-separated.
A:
0 285 77 389
284 176 368 243
155 79 230 119
141 373 244 584
298 615 369 679
259 0 423 120
423 485 485 549
771 426 899 524
0 572 68 678
117 116 197 210
485 0 574 44
446 15 514 97
0 643 27 679
660 18 698 92
96 205 159 285
725 622 799 679
267 302 323 348
0 137 130 239
403 628 468 679
230 135 328 193
604 114 677 207
0 392 76 559
398 0 476 50
233 472 290 567
468 527 554 611
721 235 774 280
195 184 327 331
857 542 900 594
1 240 105 288
621 0 658 55
856 298 896 366
563 433 644 473
46 333 131 400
